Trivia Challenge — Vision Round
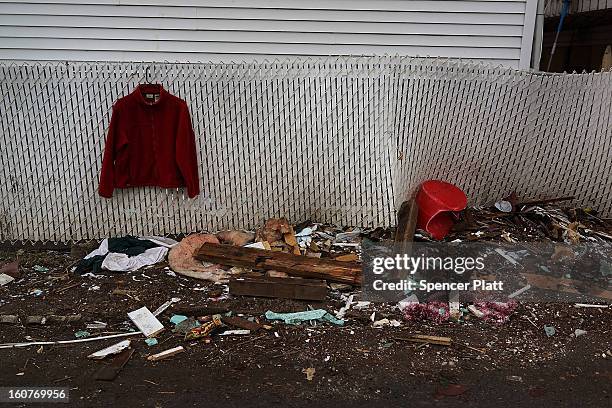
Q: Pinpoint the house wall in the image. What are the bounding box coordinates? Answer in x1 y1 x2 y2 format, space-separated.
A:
0 0 537 68
544 0 612 17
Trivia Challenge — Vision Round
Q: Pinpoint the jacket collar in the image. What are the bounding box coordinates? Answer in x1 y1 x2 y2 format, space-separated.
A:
133 84 167 107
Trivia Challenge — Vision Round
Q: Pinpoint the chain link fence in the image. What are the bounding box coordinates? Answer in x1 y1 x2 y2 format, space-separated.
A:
1 57 610 242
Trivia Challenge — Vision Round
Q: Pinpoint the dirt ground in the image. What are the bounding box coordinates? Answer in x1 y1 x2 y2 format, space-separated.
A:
0 248 611 408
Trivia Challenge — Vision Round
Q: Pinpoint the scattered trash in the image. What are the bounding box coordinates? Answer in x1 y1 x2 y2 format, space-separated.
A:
87 340 131 360
397 294 419 311
329 283 353 291
152 297 181 317
255 218 300 254
508 284 531 299
507 375 523 382
144 338 158 347
0 332 142 349
167 234 230 282
335 294 355 319
467 305 485 318
372 318 401 328
94 348 135 381
197 242 361 284
128 306 164 338
74 330 91 338
265 309 344 326
245 241 270 250
170 315 188 326
573 329 587 337
185 315 222 340
574 303 608 308
76 236 173 274
544 325 556 337
33 265 49 272
403 302 450 323
495 200 513 213
216 230 255 247
86 321 108 330
219 329 250 335
147 346 185 361
472 301 517 323
302 367 316 381
174 317 201 335
30 289 43 297
0 273 15 286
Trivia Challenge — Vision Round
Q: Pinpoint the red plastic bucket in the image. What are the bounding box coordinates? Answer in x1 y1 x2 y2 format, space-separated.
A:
416 180 467 240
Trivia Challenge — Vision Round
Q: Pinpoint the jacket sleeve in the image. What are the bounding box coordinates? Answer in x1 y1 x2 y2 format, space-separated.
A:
98 106 120 198
176 102 200 198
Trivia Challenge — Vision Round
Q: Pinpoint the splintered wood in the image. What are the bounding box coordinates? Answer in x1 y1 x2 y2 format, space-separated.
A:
395 198 419 242
196 243 361 284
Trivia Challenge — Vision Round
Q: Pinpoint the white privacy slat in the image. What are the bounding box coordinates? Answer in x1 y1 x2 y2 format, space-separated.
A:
1 57 611 242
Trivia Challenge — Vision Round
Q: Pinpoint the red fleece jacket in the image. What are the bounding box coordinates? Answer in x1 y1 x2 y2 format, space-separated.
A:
99 84 200 198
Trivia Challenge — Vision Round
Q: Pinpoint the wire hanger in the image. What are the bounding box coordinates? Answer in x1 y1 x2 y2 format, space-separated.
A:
144 65 152 84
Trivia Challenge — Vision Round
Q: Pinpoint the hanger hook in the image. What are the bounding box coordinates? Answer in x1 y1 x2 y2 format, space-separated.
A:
145 65 151 83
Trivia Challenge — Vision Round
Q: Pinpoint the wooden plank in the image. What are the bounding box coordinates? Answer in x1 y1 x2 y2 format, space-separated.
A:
147 346 185 361
393 334 452 346
394 198 419 242
229 276 327 301
196 243 361 284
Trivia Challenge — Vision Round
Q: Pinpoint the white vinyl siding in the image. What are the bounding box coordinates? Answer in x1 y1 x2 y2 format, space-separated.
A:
0 0 537 68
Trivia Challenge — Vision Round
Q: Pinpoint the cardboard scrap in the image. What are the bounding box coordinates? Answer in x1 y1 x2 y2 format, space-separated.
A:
127 307 164 338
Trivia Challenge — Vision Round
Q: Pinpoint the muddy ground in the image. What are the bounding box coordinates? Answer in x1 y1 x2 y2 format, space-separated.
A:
0 249 610 408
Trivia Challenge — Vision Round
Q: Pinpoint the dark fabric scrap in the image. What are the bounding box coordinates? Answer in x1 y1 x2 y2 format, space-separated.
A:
74 236 158 274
